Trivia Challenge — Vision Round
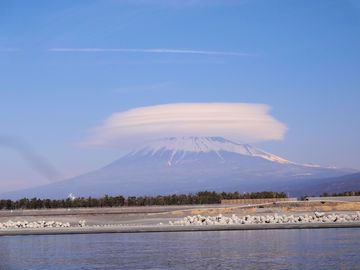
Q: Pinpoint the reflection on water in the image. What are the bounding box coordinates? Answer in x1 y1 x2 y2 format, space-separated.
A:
0 228 359 270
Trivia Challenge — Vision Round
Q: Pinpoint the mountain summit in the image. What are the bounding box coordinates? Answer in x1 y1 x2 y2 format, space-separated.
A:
2 137 354 199
130 137 292 166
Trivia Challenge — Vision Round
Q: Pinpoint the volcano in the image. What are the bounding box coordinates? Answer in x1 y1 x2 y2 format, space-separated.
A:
2 137 355 199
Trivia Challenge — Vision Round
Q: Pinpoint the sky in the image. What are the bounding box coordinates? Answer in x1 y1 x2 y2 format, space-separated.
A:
0 0 360 192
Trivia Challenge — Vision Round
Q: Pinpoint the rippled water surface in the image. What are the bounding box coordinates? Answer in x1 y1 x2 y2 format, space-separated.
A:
0 228 359 270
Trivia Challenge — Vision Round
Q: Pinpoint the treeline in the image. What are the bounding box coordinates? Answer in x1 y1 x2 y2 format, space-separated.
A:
0 195 126 210
320 191 360 197
0 191 287 210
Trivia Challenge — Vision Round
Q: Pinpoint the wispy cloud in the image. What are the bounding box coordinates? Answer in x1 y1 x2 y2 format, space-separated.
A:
82 103 287 148
49 48 251 57
0 135 60 181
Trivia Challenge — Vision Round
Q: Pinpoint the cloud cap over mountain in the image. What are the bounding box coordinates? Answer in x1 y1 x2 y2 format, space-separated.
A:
84 103 287 147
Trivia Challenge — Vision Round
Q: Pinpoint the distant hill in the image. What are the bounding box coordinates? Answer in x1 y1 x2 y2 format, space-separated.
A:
284 172 360 197
1 137 355 199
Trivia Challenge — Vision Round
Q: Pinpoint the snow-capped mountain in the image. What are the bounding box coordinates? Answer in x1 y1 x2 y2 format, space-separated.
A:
2 137 354 199
130 137 293 166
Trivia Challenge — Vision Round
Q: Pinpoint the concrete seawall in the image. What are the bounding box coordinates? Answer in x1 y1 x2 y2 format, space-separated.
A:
1 222 360 236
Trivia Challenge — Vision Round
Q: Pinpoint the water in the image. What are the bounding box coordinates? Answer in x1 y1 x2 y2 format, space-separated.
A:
0 228 359 270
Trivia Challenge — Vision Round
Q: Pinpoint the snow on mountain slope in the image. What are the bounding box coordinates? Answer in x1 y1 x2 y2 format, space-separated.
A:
1 137 354 199
130 137 294 166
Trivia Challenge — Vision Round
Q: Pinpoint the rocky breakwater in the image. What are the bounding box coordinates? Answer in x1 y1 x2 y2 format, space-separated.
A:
0 220 87 230
170 212 360 226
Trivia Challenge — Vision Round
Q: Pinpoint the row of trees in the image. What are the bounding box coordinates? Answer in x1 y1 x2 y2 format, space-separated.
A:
0 195 126 210
0 191 287 210
127 191 287 206
320 191 360 197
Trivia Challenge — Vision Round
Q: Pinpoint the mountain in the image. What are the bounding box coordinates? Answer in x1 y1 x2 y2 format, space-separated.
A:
284 172 360 196
2 137 356 199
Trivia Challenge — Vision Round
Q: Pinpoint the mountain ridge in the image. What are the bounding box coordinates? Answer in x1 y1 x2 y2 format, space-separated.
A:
129 136 302 166
1 136 356 199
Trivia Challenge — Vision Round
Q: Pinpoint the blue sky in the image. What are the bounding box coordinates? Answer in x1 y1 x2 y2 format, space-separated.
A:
1 0 360 191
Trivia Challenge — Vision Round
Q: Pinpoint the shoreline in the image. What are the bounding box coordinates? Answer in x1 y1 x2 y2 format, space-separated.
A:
1 222 360 236
1 201 360 236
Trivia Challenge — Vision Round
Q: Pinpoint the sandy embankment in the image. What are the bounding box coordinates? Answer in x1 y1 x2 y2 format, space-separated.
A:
1 201 360 236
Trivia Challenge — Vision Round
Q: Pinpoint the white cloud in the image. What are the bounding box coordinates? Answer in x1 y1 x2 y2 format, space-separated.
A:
83 103 287 148
49 48 251 57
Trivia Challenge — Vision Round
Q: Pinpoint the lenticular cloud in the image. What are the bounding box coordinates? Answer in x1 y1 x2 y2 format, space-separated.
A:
85 103 287 147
